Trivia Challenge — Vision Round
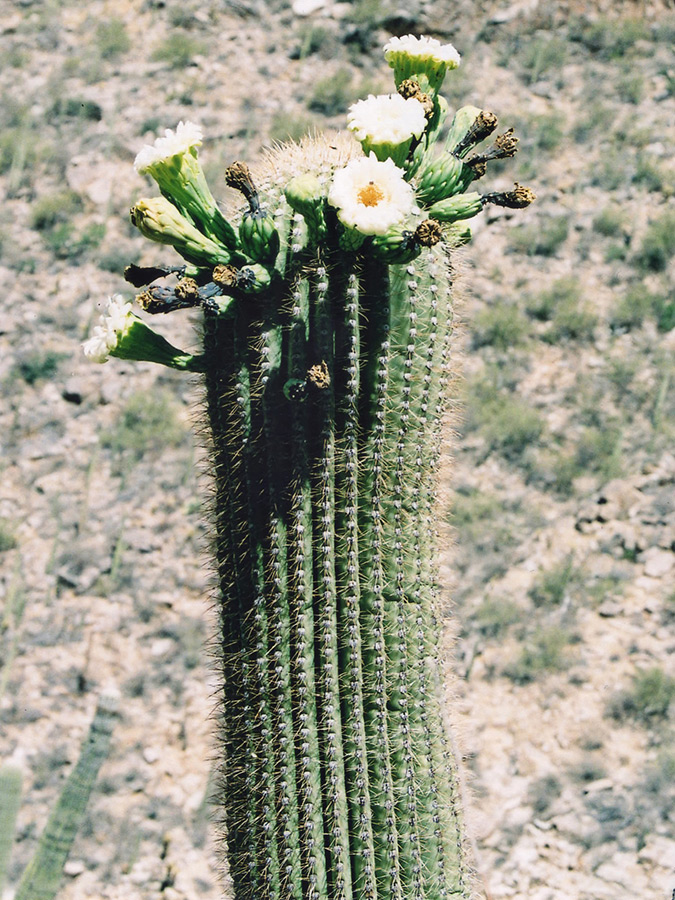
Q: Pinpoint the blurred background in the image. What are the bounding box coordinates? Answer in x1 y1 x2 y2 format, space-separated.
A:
0 1 673 898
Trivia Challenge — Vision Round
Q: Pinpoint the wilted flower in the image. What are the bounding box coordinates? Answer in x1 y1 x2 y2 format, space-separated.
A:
130 197 231 267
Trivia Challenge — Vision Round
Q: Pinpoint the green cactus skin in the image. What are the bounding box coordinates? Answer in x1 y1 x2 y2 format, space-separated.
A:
197 136 473 900
0 765 22 894
14 695 118 900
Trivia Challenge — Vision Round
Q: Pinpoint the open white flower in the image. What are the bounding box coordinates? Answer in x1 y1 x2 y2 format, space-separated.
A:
347 94 427 166
133 123 236 249
348 94 427 145
134 121 203 173
83 294 199 370
327 154 416 236
83 295 134 363
384 34 460 91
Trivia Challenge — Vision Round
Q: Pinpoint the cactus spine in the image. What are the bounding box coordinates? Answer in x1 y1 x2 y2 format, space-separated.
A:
86 34 534 900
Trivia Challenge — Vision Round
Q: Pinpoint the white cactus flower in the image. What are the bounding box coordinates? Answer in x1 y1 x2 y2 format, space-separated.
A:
347 94 427 146
134 121 203 173
384 34 461 68
83 295 134 363
327 154 416 236
384 34 461 91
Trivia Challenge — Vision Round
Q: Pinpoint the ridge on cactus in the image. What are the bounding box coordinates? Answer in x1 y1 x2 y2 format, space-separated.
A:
85 34 534 900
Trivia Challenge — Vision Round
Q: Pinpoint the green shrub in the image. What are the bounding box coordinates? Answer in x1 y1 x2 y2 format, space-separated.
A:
268 112 317 144
344 0 386 27
574 425 622 479
509 217 569 256
50 98 103 121
526 112 566 152
528 774 563 814
152 31 206 68
543 449 581 496
616 69 644 104
528 278 596 342
465 376 544 460
655 295 675 332
568 757 607 784
611 285 657 330
607 667 675 723
504 626 575 683
569 16 650 58
519 36 568 83
450 487 520 553
308 67 357 116
590 148 631 190
526 276 580 322
101 390 187 468
471 303 530 349
96 18 131 59
0 519 17 552
643 751 675 795
13 350 66 385
636 211 675 272
593 206 627 237
633 153 674 194
473 597 523 638
0 128 38 177
31 190 82 231
291 24 331 59
544 295 597 343
528 556 578 608
572 99 615 143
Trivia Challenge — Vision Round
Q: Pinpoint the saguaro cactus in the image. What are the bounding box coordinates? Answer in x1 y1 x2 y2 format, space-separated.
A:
85 35 533 900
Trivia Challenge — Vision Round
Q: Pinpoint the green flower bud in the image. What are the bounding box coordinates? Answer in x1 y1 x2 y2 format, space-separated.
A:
130 197 232 267
446 223 472 246
371 226 421 264
338 225 366 252
415 152 474 205
426 192 483 224
237 263 273 294
239 209 281 265
284 173 327 241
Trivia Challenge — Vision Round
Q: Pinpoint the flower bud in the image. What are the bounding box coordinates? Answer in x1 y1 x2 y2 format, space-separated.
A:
285 173 327 241
239 209 281 265
415 152 473 205
426 192 483 224
371 226 421 264
130 197 232 267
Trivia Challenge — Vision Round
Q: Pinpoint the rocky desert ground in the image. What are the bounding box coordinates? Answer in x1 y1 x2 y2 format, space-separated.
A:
0 0 674 898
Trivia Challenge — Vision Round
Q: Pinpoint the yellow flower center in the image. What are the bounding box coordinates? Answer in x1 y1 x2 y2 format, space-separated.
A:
357 181 385 207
